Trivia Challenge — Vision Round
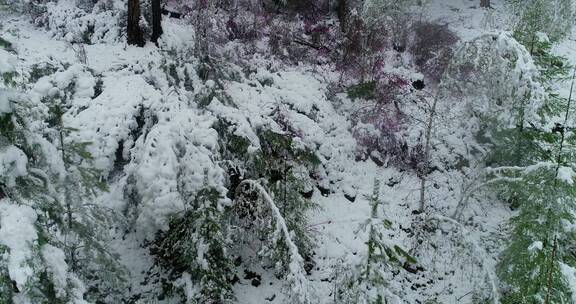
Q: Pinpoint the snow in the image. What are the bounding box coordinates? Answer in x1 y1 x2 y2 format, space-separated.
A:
560 262 576 303
0 49 16 74
557 166 575 184
0 202 38 291
0 146 28 187
1 0 575 303
528 241 543 252
41 244 68 298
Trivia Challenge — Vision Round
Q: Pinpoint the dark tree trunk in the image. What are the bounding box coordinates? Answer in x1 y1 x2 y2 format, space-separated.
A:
337 0 348 32
127 0 145 46
480 0 490 8
151 0 163 44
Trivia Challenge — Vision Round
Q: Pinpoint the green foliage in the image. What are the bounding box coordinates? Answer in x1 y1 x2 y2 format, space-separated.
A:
266 173 318 271
0 113 15 141
161 62 181 87
33 271 67 304
347 81 377 100
195 85 220 108
485 126 547 167
213 119 250 158
2 71 16 86
528 40 571 83
214 116 320 295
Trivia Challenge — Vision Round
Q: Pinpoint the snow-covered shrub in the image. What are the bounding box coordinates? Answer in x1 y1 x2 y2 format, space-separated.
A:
337 11 387 82
360 0 414 29
0 0 48 21
443 33 541 122
268 15 335 64
410 21 459 83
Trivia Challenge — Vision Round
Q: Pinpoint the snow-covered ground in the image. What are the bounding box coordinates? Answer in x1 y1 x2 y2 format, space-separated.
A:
1 0 576 303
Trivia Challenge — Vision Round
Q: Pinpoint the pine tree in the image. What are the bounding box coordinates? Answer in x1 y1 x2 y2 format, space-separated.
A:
491 36 576 303
251 129 320 263
215 118 321 266
438 33 545 168
493 151 576 303
212 117 321 301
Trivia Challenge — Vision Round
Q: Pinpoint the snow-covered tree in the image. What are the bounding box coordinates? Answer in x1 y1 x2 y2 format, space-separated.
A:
1 39 127 303
492 92 576 301
215 119 321 266
489 24 576 303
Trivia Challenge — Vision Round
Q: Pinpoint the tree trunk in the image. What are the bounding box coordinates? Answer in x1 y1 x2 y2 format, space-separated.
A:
151 0 163 44
337 0 347 32
480 0 490 8
127 0 145 47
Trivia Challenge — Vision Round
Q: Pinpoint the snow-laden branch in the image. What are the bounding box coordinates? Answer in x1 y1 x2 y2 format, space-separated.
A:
235 180 314 304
